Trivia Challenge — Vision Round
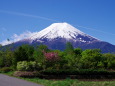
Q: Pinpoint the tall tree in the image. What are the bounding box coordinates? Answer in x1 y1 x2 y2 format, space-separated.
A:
33 44 49 63
65 42 74 54
103 53 115 69
13 44 34 62
81 49 102 69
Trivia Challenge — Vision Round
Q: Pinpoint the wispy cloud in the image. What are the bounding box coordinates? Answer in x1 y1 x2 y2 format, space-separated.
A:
1 10 114 36
0 10 60 22
11 31 35 41
0 31 35 46
74 25 115 36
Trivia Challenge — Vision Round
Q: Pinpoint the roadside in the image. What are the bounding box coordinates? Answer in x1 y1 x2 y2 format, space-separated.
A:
0 74 43 86
1 72 115 86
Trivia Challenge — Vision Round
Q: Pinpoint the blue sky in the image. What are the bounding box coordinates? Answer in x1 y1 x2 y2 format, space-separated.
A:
0 0 115 45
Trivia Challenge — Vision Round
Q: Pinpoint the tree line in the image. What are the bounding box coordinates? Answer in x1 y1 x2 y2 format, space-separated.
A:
0 42 115 71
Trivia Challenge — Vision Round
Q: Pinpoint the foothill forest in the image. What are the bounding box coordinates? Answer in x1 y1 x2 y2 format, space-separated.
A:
0 42 115 79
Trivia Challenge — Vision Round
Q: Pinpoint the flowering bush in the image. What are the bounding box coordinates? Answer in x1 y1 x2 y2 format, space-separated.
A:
44 52 59 62
13 71 39 77
17 61 29 71
17 61 42 71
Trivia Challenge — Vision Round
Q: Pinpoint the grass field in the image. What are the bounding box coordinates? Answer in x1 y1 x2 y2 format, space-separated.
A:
3 71 115 86
21 78 115 86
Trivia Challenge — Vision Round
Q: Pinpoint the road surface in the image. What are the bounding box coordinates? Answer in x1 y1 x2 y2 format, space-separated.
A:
0 74 43 86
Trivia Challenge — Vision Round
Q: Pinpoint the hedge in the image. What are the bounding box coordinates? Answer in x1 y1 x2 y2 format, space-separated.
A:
40 69 115 75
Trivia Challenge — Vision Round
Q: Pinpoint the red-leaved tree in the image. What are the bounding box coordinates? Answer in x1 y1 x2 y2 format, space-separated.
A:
43 52 59 62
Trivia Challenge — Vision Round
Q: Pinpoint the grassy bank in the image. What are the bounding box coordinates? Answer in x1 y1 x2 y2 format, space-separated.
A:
2 71 115 86
22 78 115 86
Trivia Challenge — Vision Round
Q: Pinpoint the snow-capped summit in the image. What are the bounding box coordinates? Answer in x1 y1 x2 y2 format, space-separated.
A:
30 22 98 43
31 22 86 40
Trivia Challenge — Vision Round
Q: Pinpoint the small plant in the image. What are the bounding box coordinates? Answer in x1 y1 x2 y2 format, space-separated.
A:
13 71 39 77
0 67 12 73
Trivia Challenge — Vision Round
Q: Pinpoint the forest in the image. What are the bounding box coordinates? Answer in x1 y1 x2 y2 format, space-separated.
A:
0 42 115 78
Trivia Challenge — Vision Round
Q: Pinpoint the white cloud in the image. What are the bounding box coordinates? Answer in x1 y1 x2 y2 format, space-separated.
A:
11 31 34 41
0 31 35 46
0 40 12 46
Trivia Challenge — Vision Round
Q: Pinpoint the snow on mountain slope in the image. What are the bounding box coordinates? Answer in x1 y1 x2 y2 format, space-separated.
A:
31 22 86 40
30 22 99 42
0 22 99 46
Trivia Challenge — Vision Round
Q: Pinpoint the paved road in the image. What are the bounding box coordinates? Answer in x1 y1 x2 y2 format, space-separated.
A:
0 74 43 86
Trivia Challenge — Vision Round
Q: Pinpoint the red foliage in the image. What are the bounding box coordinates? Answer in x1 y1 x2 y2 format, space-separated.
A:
43 52 59 62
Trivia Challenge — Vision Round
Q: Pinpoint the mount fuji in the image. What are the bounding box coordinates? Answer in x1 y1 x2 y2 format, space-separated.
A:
2 22 115 53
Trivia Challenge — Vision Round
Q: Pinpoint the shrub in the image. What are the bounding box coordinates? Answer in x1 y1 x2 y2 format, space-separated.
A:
28 61 42 71
40 69 115 75
0 67 12 73
17 61 29 71
13 71 39 77
17 61 42 71
44 52 59 62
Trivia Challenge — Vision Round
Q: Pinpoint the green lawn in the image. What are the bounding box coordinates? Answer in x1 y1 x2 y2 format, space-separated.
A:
3 71 115 86
21 78 115 86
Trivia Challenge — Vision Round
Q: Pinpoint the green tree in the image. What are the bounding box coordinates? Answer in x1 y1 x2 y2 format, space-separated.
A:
65 42 74 54
4 50 14 67
14 46 28 61
0 51 5 67
33 44 49 63
22 44 34 61
13 44 34 63
38 44 49 52
74 48 82 55
63 42 76 69
103 53 115 69
0 50 14 68
73 48 83 69
80 49 102 69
